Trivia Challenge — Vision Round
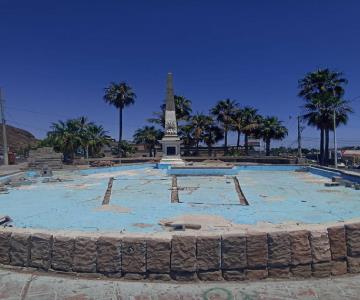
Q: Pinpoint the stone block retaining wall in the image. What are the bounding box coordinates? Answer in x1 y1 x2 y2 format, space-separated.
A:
1 223 360 281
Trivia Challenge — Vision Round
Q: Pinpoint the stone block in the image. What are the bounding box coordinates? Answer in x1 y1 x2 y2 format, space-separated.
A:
97 237 121 274
331 260 347 276
171 236 196 272
52 236 74 271
123 273 146 280
327 226 346 260
196 236 220 271
347 256 360 273
122 238 146 274
312 262 331 278
73 236 97 273
246 233 268 268
290 230 312 265
148 273 172 281
221 234 246 269
198 270 223 281
146 238 171 273
291 264 312 278
222 270 245 281
268 231 291 267
170 271 197 281
346 223 360 257
30 233 52 270
309 231 331 263
0 231 11 264
245 268 268 280
268 267 290 278
10 232 30 266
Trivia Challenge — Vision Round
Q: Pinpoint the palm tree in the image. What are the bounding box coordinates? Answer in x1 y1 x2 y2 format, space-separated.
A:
76 116 92 159
44 117 111 160
303 93 352 164
203 122 224 157
103 82 136 155
133 126 163 157
178 124 195 156
190 113 213 155
46 119 82 160
230 108 247 149
241 107 261 155
118 140 136 158
86 123 111 157
298 69 349 165
148 95 192 128
256 116 288 156
211 99 238 153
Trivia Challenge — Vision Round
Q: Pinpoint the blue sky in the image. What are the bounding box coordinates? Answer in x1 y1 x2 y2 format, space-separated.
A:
1 0 360 148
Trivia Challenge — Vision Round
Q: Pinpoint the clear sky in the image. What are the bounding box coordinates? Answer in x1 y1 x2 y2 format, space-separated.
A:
1 0 360 148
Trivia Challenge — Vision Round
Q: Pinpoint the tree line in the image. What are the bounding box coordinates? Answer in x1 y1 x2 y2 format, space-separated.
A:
136 97 288 157
41 68 353 164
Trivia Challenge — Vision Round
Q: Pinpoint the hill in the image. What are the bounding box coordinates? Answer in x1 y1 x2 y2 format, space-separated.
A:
0 124 38 153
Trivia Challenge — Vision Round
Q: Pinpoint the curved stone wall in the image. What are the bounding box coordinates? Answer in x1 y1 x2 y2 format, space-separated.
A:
0 223 360 281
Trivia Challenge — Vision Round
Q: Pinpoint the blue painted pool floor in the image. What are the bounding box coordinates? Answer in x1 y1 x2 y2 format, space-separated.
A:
1 165 360 233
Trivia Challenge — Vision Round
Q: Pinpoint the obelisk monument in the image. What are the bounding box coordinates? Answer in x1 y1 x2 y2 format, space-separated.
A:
159 73 185 166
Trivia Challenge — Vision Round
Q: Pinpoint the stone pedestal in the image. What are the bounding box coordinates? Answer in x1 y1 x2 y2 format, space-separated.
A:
159 137 184 166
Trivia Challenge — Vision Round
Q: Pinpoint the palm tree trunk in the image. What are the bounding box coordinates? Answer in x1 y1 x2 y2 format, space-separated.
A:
224 129 228 154
320 128 325 165
85 145 89 159
236 131 240 149
325 128 330 166
265 138 271 156
149 146 152 157
207 144 212 157
153 147 157 157
118 107 123 157
245 133 249 155
196 141 199 156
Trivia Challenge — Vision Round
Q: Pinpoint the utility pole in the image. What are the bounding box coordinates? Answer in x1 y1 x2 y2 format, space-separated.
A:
0 89 8 165
297 115 302 159
333 109 338 169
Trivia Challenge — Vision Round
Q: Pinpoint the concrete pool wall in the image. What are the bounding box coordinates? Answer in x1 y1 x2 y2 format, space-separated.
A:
1 163 360 282
1 222 360 282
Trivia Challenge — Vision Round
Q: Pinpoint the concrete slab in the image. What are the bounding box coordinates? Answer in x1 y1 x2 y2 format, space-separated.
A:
1 268 360 299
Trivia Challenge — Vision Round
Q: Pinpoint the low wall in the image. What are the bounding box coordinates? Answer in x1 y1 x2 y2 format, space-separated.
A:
74 156 297 166
1 223 360 281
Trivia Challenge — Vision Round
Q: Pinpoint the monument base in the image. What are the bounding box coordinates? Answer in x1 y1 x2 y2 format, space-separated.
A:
158 157 186 168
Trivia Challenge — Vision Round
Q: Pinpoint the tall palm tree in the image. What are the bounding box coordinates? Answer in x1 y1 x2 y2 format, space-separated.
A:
241 107 261 155
211 99 238 153
148 95 192 128
190 113 213 155
303 93 352 164
298 69 349 165
103 82 136 155
203 122 224 157
231 108 244 149
133 126 163 157
256 116 288 156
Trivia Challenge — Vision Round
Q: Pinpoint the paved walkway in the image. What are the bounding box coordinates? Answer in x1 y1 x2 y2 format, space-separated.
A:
0 269 360 300
0 163 27 177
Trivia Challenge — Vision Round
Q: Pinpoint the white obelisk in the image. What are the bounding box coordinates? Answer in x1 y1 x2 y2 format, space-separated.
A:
159 73 185 166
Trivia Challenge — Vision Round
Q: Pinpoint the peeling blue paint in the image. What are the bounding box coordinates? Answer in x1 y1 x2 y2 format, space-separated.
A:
0 164 359 233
